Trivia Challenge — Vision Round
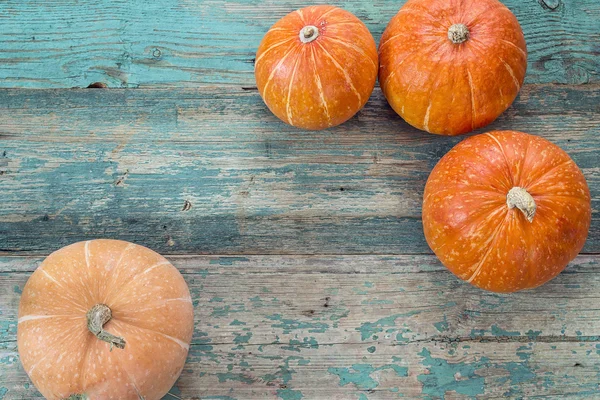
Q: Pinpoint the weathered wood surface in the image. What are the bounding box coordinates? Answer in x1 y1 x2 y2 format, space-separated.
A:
0 0 598 88
1 85 599 256
1 255 600 399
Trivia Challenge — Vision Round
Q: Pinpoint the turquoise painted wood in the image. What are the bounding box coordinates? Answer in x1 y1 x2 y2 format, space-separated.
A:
2 255 600 399
0 85 598 255
0 0 598 88
1 0 599 398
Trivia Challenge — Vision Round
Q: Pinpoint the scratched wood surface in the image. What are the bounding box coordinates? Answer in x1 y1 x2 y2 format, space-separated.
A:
1 0 600 398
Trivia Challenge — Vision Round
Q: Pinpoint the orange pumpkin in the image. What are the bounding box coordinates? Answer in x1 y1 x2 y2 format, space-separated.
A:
423 131 591 292
18 240 194 400
379 0 527 136
255 5 378 130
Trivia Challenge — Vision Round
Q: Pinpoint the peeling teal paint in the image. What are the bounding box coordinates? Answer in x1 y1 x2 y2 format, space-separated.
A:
358 395 368 400
283 337 319 352
211 304 246 318
526 330 542 339
210 257 250 265
565 284 581 288
0 387 7 400
330 310 350 321
434 316 449 333
328 364 408 390
364 282 374 288
504 362 536 384
233 332 252 345
209 296 224 303
277 388 303 400
361 299 394 305
13 285 22 294
230 320 246 326
418 348 485 398
298 359 310 366
357 311 419 341
268 314 329 334
198 269 209 278
367 346 376 353
352 288 369 295
491 325 520 337
216 372 255 384
396 328 411 343
516 345 532 361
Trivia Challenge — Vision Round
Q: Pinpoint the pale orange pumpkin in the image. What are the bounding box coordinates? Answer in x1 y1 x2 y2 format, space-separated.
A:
255 5 378 130
379 0 527 135
18 240 194 400
423 131 591 292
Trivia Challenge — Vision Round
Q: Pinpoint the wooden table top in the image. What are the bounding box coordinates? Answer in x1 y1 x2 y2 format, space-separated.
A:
1 0 599 399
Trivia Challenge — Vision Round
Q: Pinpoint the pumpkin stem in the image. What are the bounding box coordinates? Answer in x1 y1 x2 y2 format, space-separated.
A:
507 187 536 223
86 304 126 350
299 25 319 43
448 24 470 44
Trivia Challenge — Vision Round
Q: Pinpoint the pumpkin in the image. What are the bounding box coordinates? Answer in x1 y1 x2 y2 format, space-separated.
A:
423 131 591 292
379 0 527 136
17 239 194 400
255 5 378 130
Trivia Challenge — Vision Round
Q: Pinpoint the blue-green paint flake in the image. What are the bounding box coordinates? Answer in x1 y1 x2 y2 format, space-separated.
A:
277 389 303 400
230 320 246 326
233 332 252 345
526 330 542 339
357 311 419 341
434 316 449 333
367 346 376 353
211 304 246 318
328 364 408 390
210 257 250 265
361 299 394 305
491 325 520 337
267 314 328 334
282 337 319 352
216 372 255 385
418 348 485 398
209 296 224 303
364 282 374 288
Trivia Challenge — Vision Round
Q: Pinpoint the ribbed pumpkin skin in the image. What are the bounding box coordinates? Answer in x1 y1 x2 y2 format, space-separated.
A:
18 240 194 400
379 0 527 136
423 131 591 292
255 5 378 130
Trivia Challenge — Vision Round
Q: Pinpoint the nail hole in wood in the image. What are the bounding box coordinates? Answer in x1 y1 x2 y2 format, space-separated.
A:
87 82 108 88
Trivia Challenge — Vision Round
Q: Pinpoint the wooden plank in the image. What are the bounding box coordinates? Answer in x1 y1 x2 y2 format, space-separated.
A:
0 0 598 88
2 254 600 398
1 85 598 255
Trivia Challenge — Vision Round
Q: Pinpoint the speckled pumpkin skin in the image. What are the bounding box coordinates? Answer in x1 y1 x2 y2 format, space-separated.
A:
255 5 378 130
423 131 591 292
17 239 194 400
379 0 527 136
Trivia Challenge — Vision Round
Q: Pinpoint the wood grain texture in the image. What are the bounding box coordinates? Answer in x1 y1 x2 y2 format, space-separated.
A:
2 254 600 399
1 85 598 255
0 0 598 88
